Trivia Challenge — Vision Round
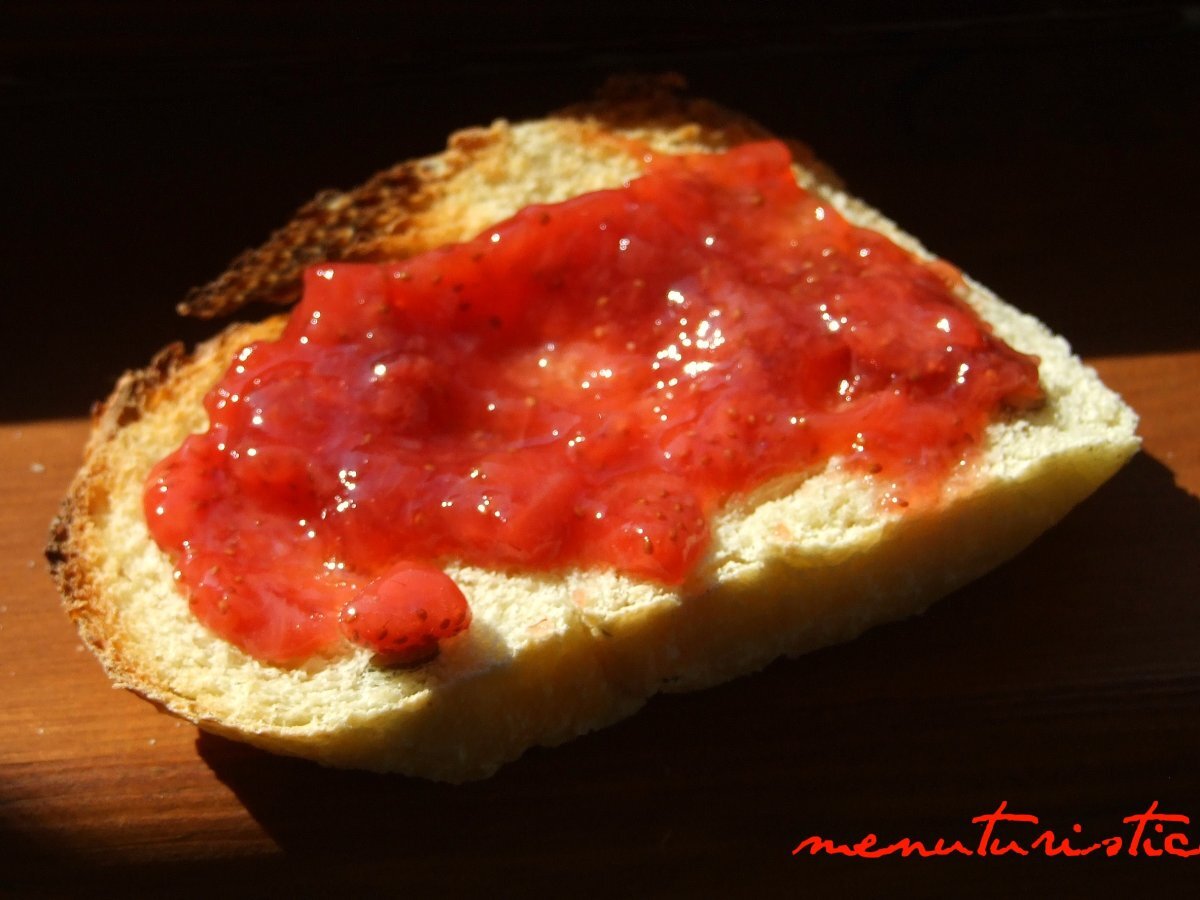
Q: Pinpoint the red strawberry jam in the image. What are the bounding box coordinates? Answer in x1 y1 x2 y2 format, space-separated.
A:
144 140 1042 666
339 562 471 665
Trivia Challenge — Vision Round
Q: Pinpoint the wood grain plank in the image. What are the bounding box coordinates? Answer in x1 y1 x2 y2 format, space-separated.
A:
1 353 1196 894
1092 352 1200 496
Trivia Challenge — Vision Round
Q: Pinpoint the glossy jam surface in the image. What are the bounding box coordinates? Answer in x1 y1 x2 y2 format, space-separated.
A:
145 141 1043 665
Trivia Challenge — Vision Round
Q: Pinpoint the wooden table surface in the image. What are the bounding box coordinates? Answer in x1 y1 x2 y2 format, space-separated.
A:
3 355 1197 896
4 4 1198 896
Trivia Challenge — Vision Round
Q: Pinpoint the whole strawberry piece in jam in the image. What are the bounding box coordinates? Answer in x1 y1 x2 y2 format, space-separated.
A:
339 563 471 664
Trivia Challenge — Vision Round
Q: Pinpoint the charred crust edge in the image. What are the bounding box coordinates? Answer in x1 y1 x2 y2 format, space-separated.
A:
45 340 194 624
177 163 426 319
175 74 836 322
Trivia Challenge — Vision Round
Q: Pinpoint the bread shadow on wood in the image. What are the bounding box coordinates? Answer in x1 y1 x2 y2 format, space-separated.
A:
189 452 1200 865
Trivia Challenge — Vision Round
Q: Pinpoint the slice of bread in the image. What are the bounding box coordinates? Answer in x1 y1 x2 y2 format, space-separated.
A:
48 80 1139 781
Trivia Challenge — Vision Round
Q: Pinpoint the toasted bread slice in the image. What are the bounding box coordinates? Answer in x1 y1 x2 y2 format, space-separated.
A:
48 82 1139 781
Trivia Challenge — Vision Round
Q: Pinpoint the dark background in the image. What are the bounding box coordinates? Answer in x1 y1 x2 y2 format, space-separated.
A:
5 2 1199 896
6 1 1197 422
